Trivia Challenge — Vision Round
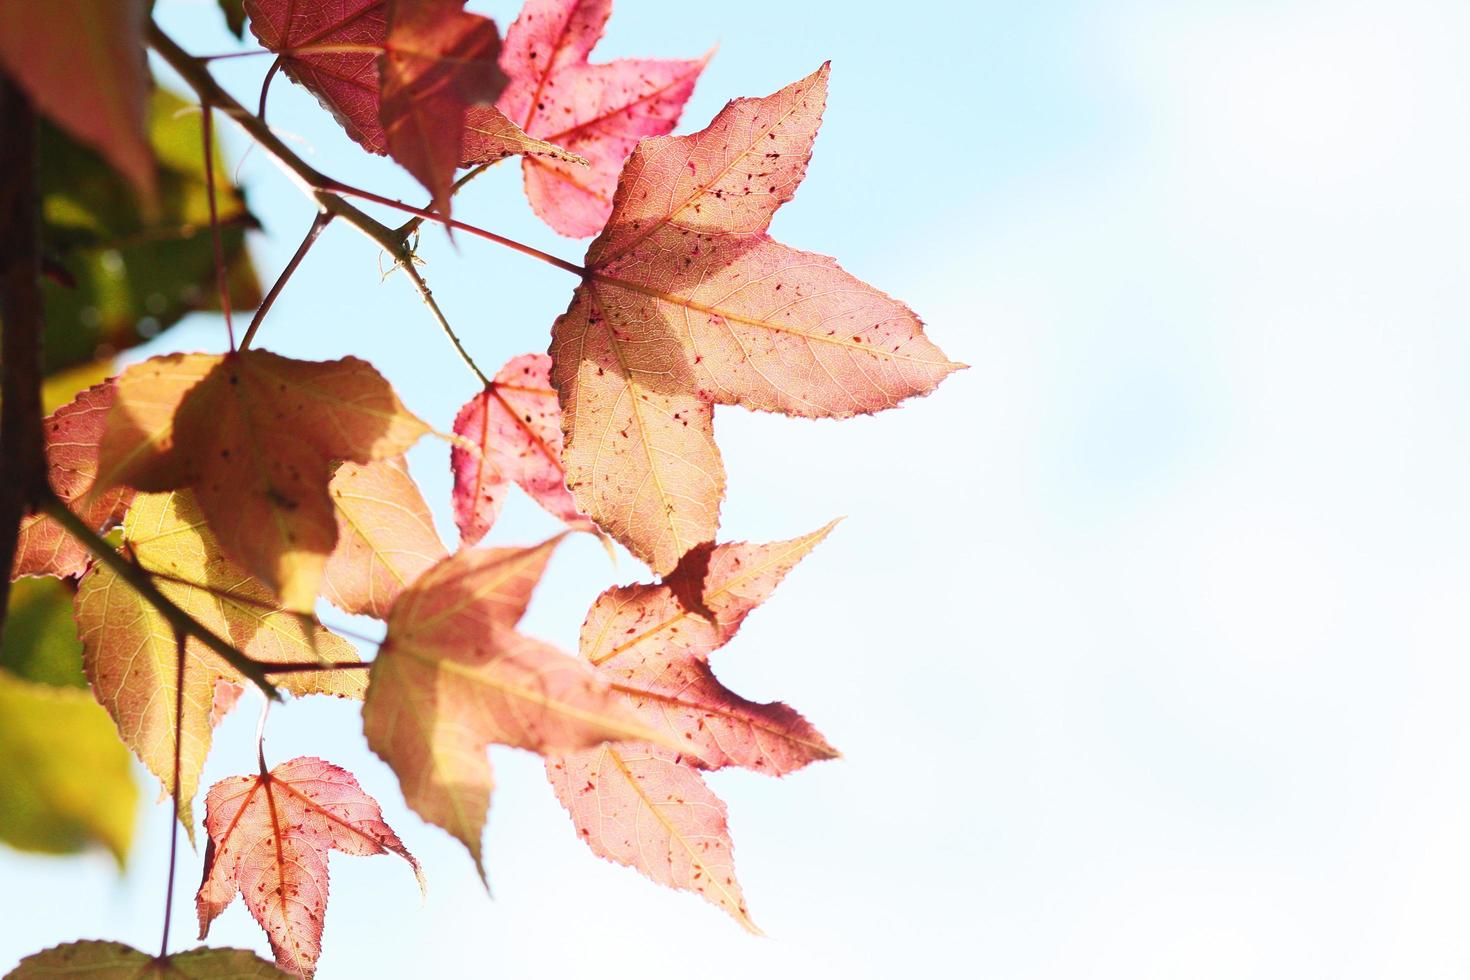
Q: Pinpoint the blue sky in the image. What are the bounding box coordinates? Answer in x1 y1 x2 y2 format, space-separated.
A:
6 0 1470 977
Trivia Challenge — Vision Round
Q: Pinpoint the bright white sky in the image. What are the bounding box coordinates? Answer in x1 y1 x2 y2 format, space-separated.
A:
6 1 1470 977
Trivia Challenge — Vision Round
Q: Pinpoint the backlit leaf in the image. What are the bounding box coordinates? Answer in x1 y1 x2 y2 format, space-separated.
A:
497 0 709 237
244 0 390 153
553 65 962 572
95 351 429 611
0 0 154 199
380 0 507 213
0 578 86 688
322 456 446 619
364 538 657 875
73 492 366 836
449 353 586 547
12 381 132 581
579 523 839 774
546 524 836 927
197 757 422 979
245 0 575 178
546 745 755 931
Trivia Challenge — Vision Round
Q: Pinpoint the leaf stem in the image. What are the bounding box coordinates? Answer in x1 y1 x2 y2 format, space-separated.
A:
39 492 281 699
239 210 334 350
200 100 236 349
399 260 491 385
257 54 282 124
159 630 186 960
255 698 271 776
393 158 503 239
331 182 586 277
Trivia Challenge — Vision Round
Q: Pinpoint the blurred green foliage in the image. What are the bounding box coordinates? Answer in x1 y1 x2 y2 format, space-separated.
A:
38 86 260 373
0 578 85 689
0 672 137 865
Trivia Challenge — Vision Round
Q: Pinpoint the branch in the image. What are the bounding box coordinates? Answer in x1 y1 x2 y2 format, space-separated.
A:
334 183 586 277
0 73 47 640
147 23 585 279
147 23 409 262
39 493 281 699
146 23 582 380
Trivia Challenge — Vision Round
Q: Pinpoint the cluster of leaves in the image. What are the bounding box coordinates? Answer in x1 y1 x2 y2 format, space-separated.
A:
0 0 959 976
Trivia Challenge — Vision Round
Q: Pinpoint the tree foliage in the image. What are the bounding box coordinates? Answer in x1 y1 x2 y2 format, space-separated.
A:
0 1 960 975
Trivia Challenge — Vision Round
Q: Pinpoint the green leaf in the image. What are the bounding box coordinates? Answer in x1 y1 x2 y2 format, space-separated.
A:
0 578 86 688
5 941 292 978
0 672 137 865
37 86 261 373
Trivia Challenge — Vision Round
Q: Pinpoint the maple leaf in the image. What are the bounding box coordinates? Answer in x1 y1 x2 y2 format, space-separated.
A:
545 524 837 928
363 537 661 876
7 940 291 978
245 0 576 191
0 0 155 200
579 523 839 774
93 351 429 612
547 745 753 930
197 757 423 979
73 491 367 836
11 381 133 580
450 353 587 547
379 0 506 214
244 0 389 151
321 456 446 619
496 0 709 238
551 65 963 573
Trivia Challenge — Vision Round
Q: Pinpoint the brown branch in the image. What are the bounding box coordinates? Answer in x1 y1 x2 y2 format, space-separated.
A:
39 493 280 698
147 23 409 262
147 23 581 379
0 73 47 642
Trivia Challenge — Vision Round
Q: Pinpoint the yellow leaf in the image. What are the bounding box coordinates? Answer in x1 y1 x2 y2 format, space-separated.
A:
74 491 366 837
96 351 429 611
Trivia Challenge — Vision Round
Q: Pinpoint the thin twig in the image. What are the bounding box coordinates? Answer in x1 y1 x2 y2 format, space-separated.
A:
394 158 503 239
242 660 373 674
400 260 491 385
147 24 576 382
148 24 407 260
39 493 280 698
333 182 586 277
159 629 186 959
240 210 334 350
200 99 236 349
